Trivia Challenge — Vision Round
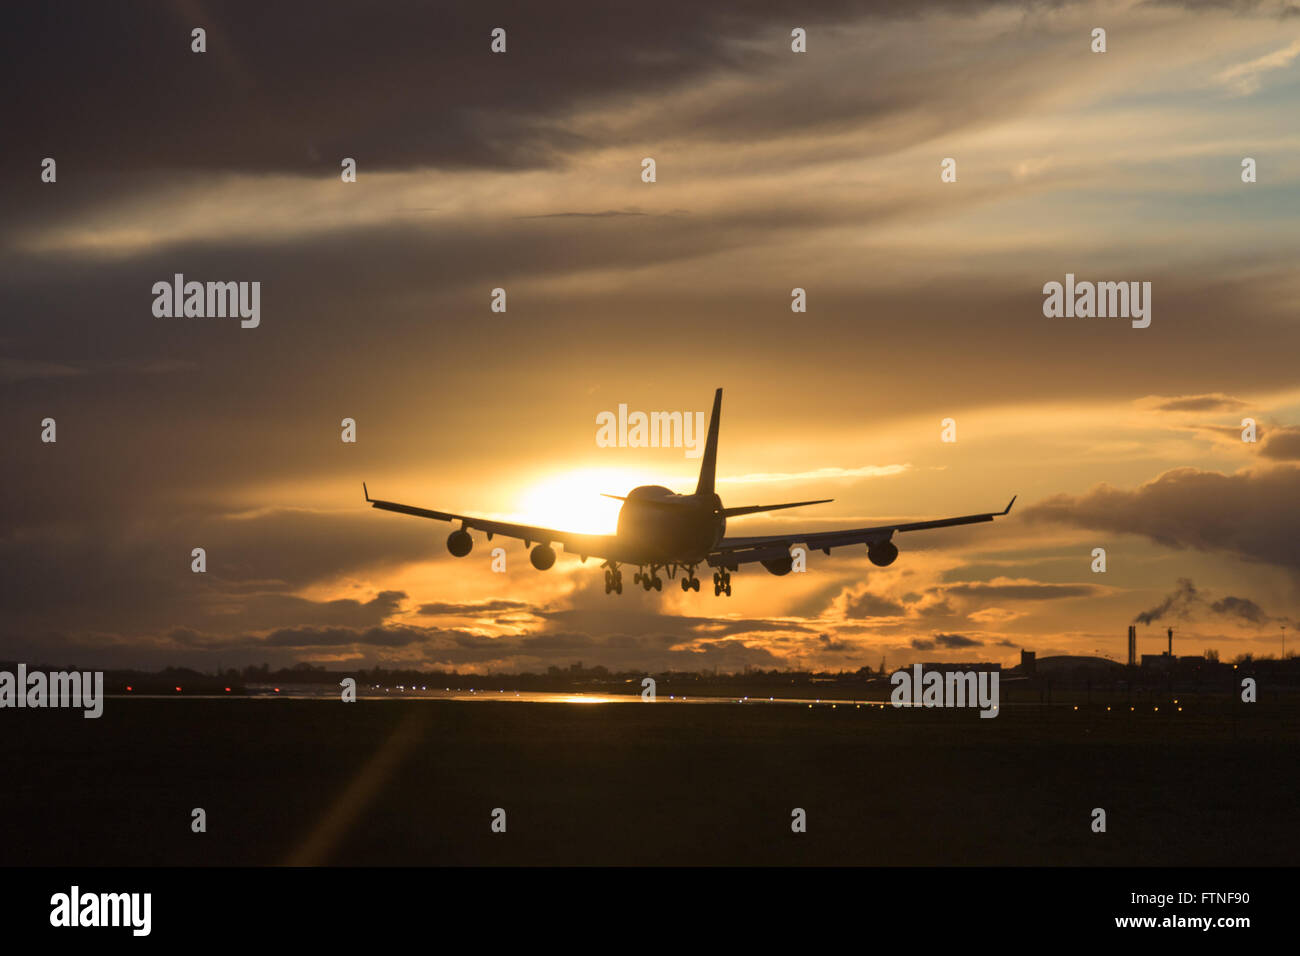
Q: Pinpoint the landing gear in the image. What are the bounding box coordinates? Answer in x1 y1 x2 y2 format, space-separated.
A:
634 566 663 591
712 568 732 597
603 567 624 595
680 565 702 592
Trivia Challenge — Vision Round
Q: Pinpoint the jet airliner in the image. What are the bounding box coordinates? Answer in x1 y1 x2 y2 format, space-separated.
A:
364 389 1014 596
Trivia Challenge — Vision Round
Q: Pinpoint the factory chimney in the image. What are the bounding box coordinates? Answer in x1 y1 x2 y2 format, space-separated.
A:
1167 626 1173 657
1127 625 1136 666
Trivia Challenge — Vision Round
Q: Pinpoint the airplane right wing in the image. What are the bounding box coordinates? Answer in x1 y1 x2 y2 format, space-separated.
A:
708 496 1016 568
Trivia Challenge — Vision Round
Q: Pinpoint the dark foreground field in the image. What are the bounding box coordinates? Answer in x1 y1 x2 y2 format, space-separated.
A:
2 697 1295 865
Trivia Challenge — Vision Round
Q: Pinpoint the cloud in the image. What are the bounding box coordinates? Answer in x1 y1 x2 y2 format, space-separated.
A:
910 633 982 651
933 633 983 648
417 600 533 616
941 581 1103 601
1144 393 1249 413
818 633 851 652
1024 465 1300 572
1213 36 1300 94
1260 426 1300 460
844 591 909 618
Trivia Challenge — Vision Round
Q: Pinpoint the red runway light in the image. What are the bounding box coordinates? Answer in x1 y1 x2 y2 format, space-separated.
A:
126 686 132 692
225 687 231 692
174 686 181 692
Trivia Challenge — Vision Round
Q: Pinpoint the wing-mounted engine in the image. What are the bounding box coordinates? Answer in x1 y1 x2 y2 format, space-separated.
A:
760 555 794 576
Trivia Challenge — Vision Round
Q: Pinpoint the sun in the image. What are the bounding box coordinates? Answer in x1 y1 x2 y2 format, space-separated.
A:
509 467 685 535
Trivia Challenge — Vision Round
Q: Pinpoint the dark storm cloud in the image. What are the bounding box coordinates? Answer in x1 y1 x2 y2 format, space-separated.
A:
1024 465 1300 572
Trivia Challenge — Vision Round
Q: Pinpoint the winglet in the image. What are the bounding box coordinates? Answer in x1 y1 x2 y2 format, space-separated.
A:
363 482 372 503
1000 495 1017 515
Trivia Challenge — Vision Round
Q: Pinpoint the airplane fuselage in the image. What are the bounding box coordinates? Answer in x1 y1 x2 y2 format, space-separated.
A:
614 485 724 564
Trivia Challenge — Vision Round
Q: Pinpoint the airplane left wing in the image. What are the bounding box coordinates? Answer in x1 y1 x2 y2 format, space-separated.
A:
708 496 1016 567
363 484 626 563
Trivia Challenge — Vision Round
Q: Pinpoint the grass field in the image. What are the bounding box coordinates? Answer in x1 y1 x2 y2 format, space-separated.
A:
2 697 1295 866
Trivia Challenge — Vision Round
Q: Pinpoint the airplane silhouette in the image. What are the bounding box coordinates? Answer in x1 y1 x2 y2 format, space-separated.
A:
365 389 1014 596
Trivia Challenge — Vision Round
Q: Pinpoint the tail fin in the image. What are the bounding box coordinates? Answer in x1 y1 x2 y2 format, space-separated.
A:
695 388 723 496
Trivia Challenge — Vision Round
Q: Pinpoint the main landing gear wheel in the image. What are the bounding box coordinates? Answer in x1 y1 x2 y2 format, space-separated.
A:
604 568 624 595
633 566 663 592
712 569 732 596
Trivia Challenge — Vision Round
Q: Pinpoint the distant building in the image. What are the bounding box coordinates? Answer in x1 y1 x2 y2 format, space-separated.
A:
1035 655 1123 676
1020 650 1036 674
1141 653 1173 671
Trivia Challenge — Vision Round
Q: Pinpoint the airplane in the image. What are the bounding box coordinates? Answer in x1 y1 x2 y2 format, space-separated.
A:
364 388 1015 597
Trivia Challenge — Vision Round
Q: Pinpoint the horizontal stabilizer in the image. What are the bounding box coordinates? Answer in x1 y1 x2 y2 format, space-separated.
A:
720 499 832 518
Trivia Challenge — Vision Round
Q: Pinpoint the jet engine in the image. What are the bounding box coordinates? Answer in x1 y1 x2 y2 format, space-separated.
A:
447 529 473 557
867 540 898 567
530 543 556 570
761 556 794 576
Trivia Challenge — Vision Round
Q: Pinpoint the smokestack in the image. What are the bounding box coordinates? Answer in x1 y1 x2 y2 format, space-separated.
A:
1127 625 1136 666
1167 626 1173 657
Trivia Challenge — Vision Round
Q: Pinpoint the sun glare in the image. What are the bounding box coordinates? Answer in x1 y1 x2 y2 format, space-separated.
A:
510 467 687 535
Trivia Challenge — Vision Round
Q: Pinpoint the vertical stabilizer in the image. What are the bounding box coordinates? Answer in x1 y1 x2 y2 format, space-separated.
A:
695 388 722 496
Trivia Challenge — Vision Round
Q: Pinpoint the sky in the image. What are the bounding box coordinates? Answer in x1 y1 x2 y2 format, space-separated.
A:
2 0 1299 674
